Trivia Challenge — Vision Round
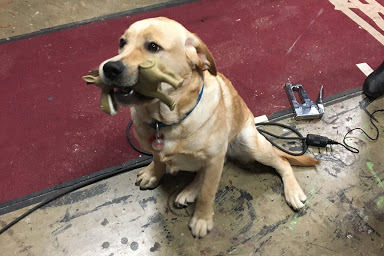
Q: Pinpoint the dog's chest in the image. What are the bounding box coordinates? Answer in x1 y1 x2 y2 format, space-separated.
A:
147 125 212 173
158 138 206 173
161 153 204 173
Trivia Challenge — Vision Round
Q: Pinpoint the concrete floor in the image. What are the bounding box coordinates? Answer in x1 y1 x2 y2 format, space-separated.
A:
0 0 171 39
1 1 384 255
1 92 383 255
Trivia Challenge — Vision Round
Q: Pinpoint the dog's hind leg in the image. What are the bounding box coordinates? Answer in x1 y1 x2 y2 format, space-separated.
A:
230 117 308 210
136 153 166 189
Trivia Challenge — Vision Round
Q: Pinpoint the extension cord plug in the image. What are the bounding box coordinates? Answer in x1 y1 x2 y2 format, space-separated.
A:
306 134 338 147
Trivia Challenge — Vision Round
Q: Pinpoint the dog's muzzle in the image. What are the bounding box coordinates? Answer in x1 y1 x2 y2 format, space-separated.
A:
100 60 149 106
103 61 125 80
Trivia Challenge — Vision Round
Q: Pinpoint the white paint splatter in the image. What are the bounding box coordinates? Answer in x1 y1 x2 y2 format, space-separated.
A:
286 8 324 55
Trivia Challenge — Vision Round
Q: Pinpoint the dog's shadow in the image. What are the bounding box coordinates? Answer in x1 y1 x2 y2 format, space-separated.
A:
155 159 284 217
150 160 291 240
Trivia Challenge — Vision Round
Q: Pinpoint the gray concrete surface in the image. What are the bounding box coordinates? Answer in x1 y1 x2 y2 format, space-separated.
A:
0 0 171 39
1 93 383 255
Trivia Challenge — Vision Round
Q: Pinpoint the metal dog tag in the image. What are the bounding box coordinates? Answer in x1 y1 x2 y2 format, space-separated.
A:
151 122 164 151
152 138 164 151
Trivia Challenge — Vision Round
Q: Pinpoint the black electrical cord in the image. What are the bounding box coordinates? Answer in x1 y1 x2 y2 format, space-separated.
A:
126 120 152 156
258 109 383 154
256 122 308 156
3 110 380 236
0 158 152 236
126 110 383 156
126 120 310 157
127 119 335 156
341 109 384 153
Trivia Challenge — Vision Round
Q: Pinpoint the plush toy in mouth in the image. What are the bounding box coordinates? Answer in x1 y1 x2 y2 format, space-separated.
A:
82 69 118 116
82 58 184 115
134 58 184 110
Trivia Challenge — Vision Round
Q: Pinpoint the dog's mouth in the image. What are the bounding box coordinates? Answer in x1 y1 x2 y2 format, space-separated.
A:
100 69 153 106
114 87 153 106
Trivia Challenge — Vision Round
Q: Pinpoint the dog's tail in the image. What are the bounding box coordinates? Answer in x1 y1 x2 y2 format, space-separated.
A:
274 148 320 167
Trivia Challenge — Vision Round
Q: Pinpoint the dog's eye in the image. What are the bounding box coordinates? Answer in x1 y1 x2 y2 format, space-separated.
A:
147 42 162 52
119 38 127 48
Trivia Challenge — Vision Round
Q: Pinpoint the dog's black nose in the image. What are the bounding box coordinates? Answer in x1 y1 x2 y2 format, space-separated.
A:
103 61 125 80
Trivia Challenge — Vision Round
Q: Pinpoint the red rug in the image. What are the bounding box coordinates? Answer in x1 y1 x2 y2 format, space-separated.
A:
0 0 383 204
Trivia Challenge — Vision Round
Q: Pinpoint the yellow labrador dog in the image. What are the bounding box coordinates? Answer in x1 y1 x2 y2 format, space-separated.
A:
98 17 319 238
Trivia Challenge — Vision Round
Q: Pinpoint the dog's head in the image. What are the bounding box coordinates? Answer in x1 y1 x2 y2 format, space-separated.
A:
99 17 217 106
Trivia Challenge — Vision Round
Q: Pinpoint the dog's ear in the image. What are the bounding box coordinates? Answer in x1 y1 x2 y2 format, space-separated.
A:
185 34 217 76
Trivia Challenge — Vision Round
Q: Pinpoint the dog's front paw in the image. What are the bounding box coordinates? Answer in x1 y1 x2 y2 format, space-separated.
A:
188 214 213 238
174 185 199 208
135 167 162 189
283 180 307 210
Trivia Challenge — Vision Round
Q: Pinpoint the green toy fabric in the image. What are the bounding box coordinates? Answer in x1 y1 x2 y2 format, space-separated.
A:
134 58 184 110
82 58 184 115
82 70 118 116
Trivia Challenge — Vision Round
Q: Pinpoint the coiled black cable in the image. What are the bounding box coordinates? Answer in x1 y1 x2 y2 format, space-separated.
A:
2 110 380 236
341 109 383 153
256 122 307 156
126 120 152 156
126 109 383 156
